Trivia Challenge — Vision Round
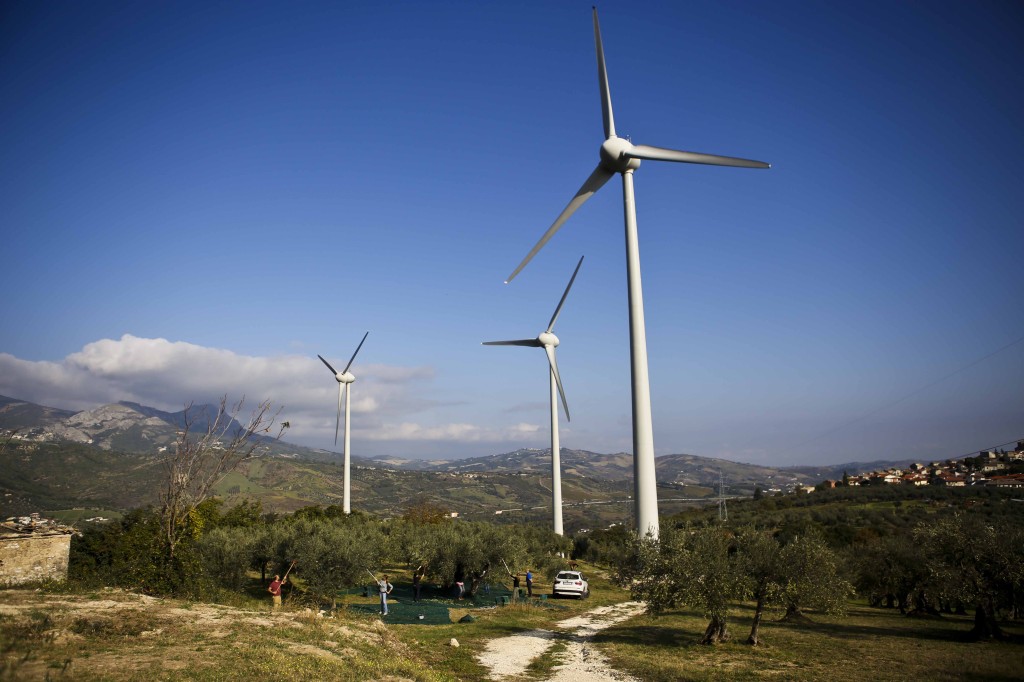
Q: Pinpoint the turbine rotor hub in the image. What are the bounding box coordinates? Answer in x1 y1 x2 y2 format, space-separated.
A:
600 136 641 173
538 331 560 347
336 372 356 384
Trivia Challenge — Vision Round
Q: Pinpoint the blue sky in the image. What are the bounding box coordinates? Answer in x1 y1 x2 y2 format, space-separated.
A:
2 0 1021 466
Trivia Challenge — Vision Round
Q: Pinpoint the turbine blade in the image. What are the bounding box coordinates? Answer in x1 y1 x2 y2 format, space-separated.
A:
342 331 369 375
335 384 343 446
547 255 584 333
593 7 616 140
625 144 770 169
318 354 339 375
483 339 544 347
505 165 613 284
545 345 570 421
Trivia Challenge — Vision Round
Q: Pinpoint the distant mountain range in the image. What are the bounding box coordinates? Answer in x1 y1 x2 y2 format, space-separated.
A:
0 394 916 523
0 395 338 462
370 447 911 493
0 395 76 430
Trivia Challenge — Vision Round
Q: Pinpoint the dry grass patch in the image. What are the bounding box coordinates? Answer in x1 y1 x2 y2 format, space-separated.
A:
0 589 445 681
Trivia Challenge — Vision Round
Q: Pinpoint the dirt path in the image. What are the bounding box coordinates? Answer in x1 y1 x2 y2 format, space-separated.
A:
477 601 646 681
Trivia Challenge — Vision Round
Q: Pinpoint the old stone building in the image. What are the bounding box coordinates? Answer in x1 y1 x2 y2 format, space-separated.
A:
0 515 73 586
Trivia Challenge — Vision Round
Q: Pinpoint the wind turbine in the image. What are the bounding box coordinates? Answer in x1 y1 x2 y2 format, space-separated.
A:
505 8 769 539
318 331 369 514
485 255 584 536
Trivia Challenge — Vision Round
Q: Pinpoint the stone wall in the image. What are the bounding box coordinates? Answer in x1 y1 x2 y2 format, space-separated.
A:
0 532 72 586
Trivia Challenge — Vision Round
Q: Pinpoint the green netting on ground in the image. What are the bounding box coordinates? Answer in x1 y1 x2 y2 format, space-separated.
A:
344 580 511 604
342 580 566 624
347 600 453 625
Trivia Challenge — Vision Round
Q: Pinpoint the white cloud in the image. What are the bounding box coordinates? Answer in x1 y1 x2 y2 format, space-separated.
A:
364 421 542 442
0 334 543 457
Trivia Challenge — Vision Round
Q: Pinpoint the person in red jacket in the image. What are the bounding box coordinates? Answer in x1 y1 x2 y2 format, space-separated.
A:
268 574 286 610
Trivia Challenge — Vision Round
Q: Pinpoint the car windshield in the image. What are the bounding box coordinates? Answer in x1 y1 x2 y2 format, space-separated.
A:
557 572 582 580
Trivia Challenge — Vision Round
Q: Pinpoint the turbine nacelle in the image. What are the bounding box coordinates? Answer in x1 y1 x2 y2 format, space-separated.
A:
538 331 560 348
484 255 583 423
317 331 369 452
600 136 641 173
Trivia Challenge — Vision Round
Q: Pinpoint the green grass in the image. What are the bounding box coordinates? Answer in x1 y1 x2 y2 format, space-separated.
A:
599 600 1024 682
524 638 568 679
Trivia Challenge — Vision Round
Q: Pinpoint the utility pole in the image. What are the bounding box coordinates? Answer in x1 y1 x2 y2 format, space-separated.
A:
718 470 728 523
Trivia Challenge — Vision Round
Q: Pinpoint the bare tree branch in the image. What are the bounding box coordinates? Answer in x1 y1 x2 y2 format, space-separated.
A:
0 428 20 456
160 396 288 558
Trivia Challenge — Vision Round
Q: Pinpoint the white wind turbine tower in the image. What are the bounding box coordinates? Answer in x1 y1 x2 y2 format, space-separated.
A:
505 8 769 539
485 255 584 536
318 331 369 514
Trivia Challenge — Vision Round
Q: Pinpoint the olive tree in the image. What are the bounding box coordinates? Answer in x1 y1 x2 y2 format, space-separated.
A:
249 521 288 584
734 528 852 644
285 518 385 607
915 514 1024 639
735 527 783 645
415 522 512 597
776 533 852 622
197 526 256 591
850 534 931 613
631 526 744 644
404 521 567 598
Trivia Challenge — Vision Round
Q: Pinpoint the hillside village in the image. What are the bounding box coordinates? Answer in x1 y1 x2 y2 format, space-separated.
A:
798 440 1024 493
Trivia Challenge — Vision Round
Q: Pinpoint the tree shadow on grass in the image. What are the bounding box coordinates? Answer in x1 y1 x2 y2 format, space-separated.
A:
771 616 977 643
592 624 691 649
728 602 1010 644
481 622 557 637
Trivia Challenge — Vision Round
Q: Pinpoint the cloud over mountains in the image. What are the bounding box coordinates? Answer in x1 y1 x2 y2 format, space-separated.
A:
0 334 544 457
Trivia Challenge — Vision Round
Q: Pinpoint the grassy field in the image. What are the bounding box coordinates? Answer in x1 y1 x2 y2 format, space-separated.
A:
45 508 125 524
2 565 1022 681
601 601 1024 682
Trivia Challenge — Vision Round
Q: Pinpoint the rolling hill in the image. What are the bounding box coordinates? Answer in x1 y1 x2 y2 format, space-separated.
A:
0 394 915 530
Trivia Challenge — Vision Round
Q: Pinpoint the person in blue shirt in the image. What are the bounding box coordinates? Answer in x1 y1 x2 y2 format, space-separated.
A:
378 574 393 615
525 569 533 598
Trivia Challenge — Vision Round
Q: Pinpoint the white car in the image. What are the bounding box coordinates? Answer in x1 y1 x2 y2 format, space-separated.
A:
552 571 589 599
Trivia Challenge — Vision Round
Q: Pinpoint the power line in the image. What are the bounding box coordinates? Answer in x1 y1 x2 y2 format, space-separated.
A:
718 470 727 522
781 330 1024 456
954 437 1024 462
